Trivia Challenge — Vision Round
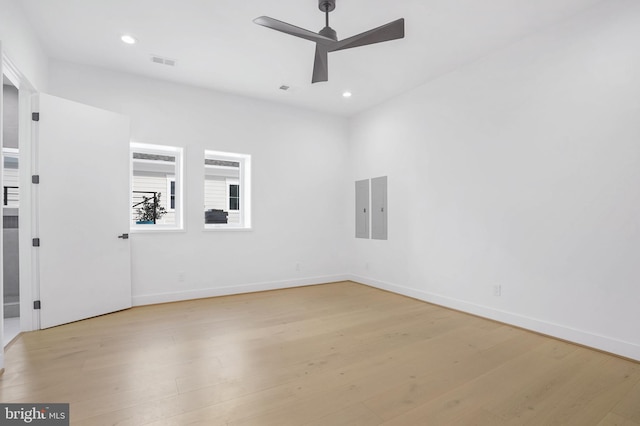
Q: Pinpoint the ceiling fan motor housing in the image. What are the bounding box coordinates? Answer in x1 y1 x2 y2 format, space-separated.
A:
318 0 336 12
319 26 337 41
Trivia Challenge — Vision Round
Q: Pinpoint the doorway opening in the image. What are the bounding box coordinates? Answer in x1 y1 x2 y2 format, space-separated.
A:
2 76 20 347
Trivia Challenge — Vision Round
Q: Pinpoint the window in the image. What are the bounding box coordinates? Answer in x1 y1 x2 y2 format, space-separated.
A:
167 177 176 211
204 150 251 229
228 181 239 211
131 143 183 230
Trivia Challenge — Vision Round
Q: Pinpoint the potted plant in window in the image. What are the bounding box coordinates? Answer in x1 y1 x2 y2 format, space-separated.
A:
135 193 167 224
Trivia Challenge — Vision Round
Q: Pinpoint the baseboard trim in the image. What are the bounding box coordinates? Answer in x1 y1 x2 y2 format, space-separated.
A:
347 274 640 362
132 274 351 307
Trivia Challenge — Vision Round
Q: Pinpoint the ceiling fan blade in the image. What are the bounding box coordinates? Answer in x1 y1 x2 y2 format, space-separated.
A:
253 16 335 45
329 18 405 52
312 45 329 83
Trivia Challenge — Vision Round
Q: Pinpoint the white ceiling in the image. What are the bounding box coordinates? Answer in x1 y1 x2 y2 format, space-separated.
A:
19 0 604 116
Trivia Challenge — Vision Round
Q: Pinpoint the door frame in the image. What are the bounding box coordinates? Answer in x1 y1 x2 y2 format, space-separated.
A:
1 42 4 372
1 51 38 342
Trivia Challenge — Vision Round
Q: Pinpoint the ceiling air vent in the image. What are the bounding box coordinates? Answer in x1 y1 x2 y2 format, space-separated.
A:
151 55 176 67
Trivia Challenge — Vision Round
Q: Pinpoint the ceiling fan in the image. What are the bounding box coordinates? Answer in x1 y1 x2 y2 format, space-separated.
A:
254 0 405 83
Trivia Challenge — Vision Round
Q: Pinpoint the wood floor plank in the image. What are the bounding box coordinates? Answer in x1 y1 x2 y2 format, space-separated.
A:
611 380 640 423
1 281 638 425
301 403 383 426
598 412 640 426
378 339 578 425
362 329 547 421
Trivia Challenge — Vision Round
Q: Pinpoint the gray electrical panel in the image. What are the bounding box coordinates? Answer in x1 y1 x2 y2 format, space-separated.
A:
355 179 370 239
371 176 388 240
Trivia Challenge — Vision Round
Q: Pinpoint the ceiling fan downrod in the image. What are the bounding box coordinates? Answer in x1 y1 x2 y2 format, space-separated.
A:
318 0 337 40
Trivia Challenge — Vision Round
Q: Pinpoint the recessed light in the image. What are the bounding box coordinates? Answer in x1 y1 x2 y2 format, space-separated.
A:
342 91 352 98
121 35 137 45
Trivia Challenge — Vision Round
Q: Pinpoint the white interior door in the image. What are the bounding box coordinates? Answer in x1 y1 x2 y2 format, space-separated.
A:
36 93 132 328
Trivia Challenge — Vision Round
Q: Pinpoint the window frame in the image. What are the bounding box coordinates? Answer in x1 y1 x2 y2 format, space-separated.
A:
227 179 240 212
204 150 251 230
166 175 176 211
130 142 184 232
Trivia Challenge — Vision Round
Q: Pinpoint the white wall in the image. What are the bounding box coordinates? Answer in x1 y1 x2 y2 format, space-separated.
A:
0 0 48 90
348 0 640 360
48 61 350 305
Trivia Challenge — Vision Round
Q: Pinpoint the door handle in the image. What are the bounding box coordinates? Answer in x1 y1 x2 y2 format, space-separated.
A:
118 233 129 239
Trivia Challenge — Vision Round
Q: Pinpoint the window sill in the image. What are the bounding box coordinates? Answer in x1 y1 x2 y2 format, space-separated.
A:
203 225 252 232
130 226 185 233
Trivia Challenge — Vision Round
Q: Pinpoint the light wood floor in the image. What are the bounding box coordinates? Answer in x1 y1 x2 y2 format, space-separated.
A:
1 281 639 425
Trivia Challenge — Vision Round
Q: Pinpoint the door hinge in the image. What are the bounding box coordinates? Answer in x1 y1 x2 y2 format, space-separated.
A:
32 112 40 122
32 175 40 184
34 300 41 310
32 238 40 247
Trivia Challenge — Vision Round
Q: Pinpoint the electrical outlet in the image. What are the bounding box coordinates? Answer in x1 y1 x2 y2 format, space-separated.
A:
365 262 370 270
493 285 501 296
178 272 185 282
296 263 300 271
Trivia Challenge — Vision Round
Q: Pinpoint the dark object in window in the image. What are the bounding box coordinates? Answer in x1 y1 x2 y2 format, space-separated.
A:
205 209 229 224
